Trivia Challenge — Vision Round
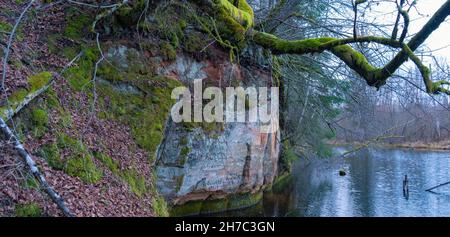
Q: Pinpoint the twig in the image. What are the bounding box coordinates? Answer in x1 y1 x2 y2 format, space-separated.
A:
200 39 216 52
341 135 404 157
67 0 122 9
0 118 73 216
1 0 36 132
0 0 75 217
426 181 450 193
2 51 83 120
83 33 105 132
90 0 129 32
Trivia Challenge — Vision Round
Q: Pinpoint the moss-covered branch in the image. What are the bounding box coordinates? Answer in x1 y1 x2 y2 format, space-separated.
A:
250 0 450 94
252 31 391 87
398 8 409 43
252 30 450 94
198 0 450 94
381 0 450 90
217 0 254 30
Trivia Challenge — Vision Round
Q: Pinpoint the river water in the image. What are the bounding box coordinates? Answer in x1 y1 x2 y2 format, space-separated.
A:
224 147 450 217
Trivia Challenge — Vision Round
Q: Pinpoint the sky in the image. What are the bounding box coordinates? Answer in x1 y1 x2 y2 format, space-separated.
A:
409 0 450 60
374 0 450 62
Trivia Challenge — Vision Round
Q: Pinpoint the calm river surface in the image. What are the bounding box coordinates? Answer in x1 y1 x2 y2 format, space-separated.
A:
225 147 450 217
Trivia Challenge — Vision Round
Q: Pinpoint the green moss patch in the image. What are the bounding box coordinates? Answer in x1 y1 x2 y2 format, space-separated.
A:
28 72 52 92
56 133 103 183
174 175 184 192
152 195 170 217
9 88 28 105
121 169 147 197
279 140 298 172
170 192 263 216
93 151 150 197
15 203 42 217
31 109 48 126
179 146 190 158
65 155 103 184
161 42 177 61
64 9 91 40
97 53 182 161
63 46 99 91
0 21 12 32
271 173 293 193
93 151 120 175
0 72 52 120
22 176 39 189
37 143 64 170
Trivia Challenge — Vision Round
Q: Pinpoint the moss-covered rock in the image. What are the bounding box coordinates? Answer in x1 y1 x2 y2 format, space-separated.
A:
271 173 293 193
96 50 182 161
170 192 263 216
179 146 190 158
183 33 205 54
114 0 147 26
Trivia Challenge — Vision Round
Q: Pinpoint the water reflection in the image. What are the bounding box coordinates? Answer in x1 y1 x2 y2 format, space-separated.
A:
224 147 450 217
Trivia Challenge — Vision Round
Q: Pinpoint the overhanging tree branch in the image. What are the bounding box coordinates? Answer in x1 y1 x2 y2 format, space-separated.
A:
210 0 450 95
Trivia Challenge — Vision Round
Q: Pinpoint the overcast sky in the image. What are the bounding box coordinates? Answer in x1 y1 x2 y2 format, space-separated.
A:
410 0 450 60
375 0 450 62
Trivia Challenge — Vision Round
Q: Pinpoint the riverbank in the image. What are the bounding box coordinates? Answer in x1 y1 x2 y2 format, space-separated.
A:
328 140 450 152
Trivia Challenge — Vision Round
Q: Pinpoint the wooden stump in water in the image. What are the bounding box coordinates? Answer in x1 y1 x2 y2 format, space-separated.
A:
403 175 409 199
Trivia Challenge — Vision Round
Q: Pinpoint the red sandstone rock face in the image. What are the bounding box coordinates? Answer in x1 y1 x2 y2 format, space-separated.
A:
98 44 281 211
155 54 280 206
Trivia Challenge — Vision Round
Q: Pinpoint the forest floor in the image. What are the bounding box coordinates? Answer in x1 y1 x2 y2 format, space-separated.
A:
0 1 159 217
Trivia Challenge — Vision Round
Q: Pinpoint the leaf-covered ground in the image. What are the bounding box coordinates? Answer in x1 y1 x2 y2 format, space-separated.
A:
0 0 160 217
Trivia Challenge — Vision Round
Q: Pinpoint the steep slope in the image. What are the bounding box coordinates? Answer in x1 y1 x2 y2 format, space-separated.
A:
0 0 281 216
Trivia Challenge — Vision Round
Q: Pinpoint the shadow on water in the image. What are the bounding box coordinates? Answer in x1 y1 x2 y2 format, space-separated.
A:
216 147 450 217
